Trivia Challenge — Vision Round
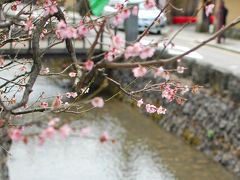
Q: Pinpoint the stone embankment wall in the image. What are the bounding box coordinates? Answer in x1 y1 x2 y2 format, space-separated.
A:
111 53 240 176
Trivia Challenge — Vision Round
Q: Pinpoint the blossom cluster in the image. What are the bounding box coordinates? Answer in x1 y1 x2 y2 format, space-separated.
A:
125 43 155 60
55 20 88 39
137 99 167 115
9 118 111 145
43 0 58 16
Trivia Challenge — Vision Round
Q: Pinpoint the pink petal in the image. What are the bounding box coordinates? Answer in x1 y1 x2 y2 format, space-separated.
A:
91 97 104 108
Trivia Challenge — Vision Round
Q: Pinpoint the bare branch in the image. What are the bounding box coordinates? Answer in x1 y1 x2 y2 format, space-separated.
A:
97 16 240 69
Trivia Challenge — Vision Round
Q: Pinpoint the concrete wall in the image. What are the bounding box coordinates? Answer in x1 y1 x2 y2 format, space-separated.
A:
223 0 240 28
111 50 240 177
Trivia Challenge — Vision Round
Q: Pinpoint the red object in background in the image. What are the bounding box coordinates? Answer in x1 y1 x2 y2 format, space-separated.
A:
172 16 197 24
209 15 215 24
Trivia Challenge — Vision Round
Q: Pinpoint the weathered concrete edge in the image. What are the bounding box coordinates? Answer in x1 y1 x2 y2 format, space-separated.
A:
110 50 240 177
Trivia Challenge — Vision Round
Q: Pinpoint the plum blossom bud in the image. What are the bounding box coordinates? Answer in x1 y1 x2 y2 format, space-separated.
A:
99 131 110 143
91 97 104 108
69 72 77 77
144 0 156 9
157 106 167 115
66 92 78 98
84 60 94 71
40 102 48 108
177 66 185 74
112 35 124 49
137 99 144 107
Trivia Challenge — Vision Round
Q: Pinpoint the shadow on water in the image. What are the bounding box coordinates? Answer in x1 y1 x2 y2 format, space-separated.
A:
8 100 238 180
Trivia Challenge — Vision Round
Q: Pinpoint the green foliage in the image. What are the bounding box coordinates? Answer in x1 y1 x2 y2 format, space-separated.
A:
207 130 215 140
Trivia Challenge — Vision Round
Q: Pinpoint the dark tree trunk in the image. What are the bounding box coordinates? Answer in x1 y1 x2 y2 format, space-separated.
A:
0 111 12 180
0 125 11 180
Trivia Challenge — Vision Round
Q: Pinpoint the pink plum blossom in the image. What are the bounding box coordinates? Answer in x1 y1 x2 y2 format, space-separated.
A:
104 48 120 61
91 97 104 108
125 43 142 59
40 102 48 108
144 0 156 9
23 17 34 33
59 124 72 139
84 59 94 71
145 104 157 113
113 14 124 26
99 131 110 143
177 66 185 74
132 66 147 77
139 47 155 59
66 92 78 98
137 99 144 107
115 3 123 11
44 0 58 16
162 85 175 102
9 128 23 142
112 35 124 49
205 4 215 17
11 1 20 11
57 20 67 29
104 51 114 61
121 8 131 19
69 72 77 77
157 106 167 114
77 25 88 38
56 20 75 39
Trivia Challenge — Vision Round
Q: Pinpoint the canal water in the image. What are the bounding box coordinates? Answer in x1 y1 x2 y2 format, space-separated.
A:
8 100 237 180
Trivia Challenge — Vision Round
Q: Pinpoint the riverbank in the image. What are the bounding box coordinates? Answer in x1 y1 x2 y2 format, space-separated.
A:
110 49 240 177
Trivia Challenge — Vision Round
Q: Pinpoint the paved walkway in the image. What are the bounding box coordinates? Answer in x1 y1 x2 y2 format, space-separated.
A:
155 25 240 77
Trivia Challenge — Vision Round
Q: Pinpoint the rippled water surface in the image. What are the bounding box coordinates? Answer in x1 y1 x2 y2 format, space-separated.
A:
8 101 237 180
